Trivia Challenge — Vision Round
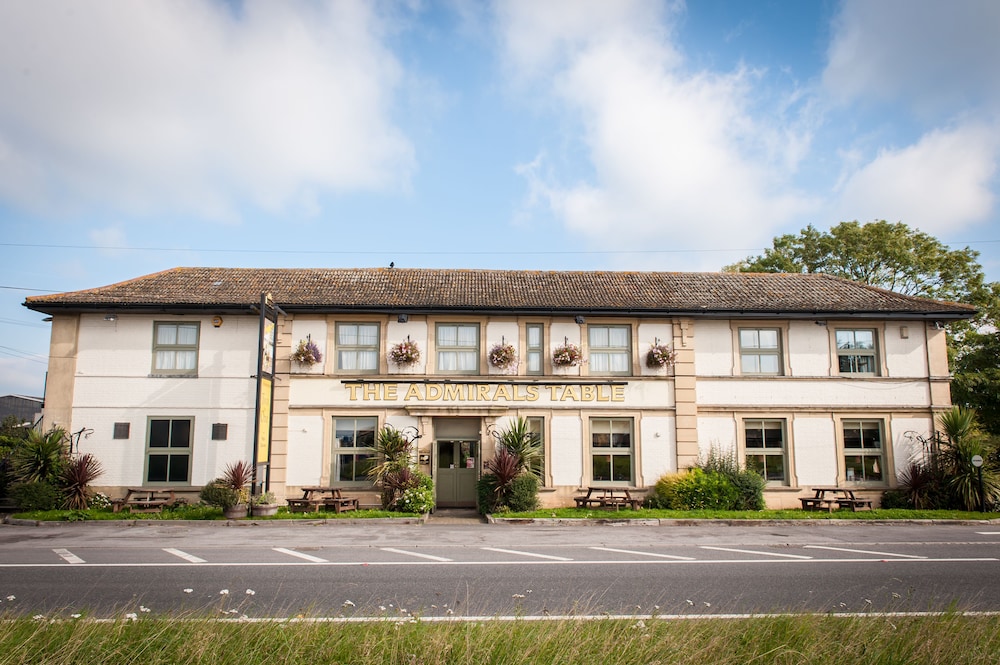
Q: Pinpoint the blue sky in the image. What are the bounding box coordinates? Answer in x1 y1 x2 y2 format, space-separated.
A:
2 0 999 398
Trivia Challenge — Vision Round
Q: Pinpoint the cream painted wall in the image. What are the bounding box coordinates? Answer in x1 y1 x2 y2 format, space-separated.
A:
697 379 930 407
637 322 674 377
883 322 930 378
550 415 583 486
550 322 582 377
792 417 838 486
639 416 676 484
290 318 328 375
286 415 324 486
890 417 934 477
693 320 733 376
786 321 831 376
485 321 520 376
386 320 428 374
697 417 737 458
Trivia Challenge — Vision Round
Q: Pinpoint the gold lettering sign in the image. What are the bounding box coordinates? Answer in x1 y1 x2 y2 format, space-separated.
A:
346 382 625 403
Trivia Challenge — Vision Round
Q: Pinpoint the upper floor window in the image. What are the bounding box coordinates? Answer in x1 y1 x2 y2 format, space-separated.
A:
739 328 782 375
337 323 379 373
836 329 879 375
744 419 787 484
588 325 631 375
526 324 544 375
843 419 885 483
437 323 480 374
152 322 199 376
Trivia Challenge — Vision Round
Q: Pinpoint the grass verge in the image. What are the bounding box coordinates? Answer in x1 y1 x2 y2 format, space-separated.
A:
1 614 997 664
503 507 998 520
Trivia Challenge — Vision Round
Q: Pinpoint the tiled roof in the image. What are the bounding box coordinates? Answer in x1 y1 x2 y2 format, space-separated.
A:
23 267 977 318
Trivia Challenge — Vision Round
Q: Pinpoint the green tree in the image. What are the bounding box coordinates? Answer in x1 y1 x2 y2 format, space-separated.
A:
951 330 1000 435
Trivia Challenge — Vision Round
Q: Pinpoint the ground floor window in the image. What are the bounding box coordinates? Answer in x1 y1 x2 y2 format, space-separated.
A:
332 417 377 484
590 417 633 484
744 419 787 484
146 418 192 484
843 419 884 483
526 416 545 480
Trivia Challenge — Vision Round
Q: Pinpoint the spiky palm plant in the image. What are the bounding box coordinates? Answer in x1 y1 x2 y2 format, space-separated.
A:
61 454 104 510
368 427 414 509
495 417 543 478
11 428 68 484
938 407 1000 511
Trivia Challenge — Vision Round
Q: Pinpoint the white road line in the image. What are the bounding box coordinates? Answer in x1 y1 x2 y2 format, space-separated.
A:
482 547 573 561
381 548 453 562
163 548 207 563
804 545 926 559
273 547 328 563
53 548 85 564
590 547 696 561
700 546 812 560
976 532 1000 535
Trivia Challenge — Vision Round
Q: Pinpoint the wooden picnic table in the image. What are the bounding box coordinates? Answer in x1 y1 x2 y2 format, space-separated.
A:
574 486 642 511
287 486 359 514
111 487 182 514
800 487 873 512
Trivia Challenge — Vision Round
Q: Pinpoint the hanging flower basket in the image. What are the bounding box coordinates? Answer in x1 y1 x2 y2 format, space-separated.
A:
552 342 583 367
646 342 676 369
489 341 517 369
291 337 322 366
389 338 421 365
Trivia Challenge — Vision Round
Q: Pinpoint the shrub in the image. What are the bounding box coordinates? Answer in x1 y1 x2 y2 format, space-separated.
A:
696 447 766 510
476 475 501 514
506 474 540 512
646 473 684 509
61 453 104 510
10 481 61 511
879 489 911 509
672 468 739 510
395 473 434 514
10 428 67 484
199 481 241 509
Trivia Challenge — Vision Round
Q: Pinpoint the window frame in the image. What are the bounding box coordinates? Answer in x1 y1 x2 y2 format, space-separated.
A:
835 328 880 376
144 417 193 486
589 417 634 486
435 323 481 375
742 418 789 486
331 416 378 486
587 324 632 376
738 327 783 376
335 322 380 374
151 321 200 377
525 323 544 376
526 416 546 483
840 418 887 485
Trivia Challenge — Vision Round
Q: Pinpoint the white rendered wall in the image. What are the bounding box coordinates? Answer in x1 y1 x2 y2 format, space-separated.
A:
693 320 734 376
792 417 838 486
286 415 324 486
550 415 583 486
637 322 674 377
786 321 831 376
891 417 934 477
290 319 327 375
386 320 428 374
640 416 676 484
486 321 520 376
697 417 737 459
697 379 930 408
884 322 929 378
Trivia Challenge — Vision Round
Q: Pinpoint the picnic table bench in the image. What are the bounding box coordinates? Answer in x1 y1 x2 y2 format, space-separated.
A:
574 486 642 511
800 487 873 512
287 487 359 514
112 488 183 514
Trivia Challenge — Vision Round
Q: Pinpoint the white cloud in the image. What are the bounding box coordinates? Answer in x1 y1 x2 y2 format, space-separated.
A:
497 1 815 263
833 125 997 235
824 0 1000 114
0 0 414 221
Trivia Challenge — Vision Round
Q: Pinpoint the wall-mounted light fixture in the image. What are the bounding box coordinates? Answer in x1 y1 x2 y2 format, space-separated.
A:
397 314 409 323
814 320 827 326
212 315 224 328
899 326 909 339
104 313 117 322
575 315 586 324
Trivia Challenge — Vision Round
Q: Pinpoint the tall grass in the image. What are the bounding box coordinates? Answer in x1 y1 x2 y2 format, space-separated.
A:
1 614 998 664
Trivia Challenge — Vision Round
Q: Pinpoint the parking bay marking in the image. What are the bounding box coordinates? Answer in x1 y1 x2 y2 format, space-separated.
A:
52 548 85 564
381 548 453 562
700 546 812 560
273 547 329 563
163 548 207 564
482 547 573 561
590 547 696 561
804 545 926 559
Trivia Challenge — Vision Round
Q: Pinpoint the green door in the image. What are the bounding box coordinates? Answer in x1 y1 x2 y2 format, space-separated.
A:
436 440 478 507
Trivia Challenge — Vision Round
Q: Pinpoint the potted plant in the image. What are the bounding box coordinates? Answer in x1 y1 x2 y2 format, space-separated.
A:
552 340 583 367
250 491 279 517
645 340 676 369
388 337 421 365
291 335 323 366
199 460 253 518
489 340 517 370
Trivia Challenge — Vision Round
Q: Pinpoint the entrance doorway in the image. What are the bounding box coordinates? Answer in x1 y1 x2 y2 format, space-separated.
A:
436 439 478 508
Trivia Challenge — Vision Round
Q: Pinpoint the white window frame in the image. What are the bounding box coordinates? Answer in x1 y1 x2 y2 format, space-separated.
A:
589 417 634 485
739 328 783 375
588 325 632 376
743 419 788 485
331 416 378 486
152 322 199 376
145 417 193 485
436 323 480 374
836 328 879 376
336 322 380 374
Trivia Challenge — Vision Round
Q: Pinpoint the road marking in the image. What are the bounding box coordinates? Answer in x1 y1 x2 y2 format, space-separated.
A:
590 547 695 561
273 547 328 563
381 548 453 562
804 545 926 559
976 532 1000 535
482 547 573 561
700 546 812 560
163 548 207 563
53 548 85 564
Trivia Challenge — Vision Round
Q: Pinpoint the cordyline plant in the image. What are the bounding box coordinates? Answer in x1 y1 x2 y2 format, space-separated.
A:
61 453 104 510
368 426 415 509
